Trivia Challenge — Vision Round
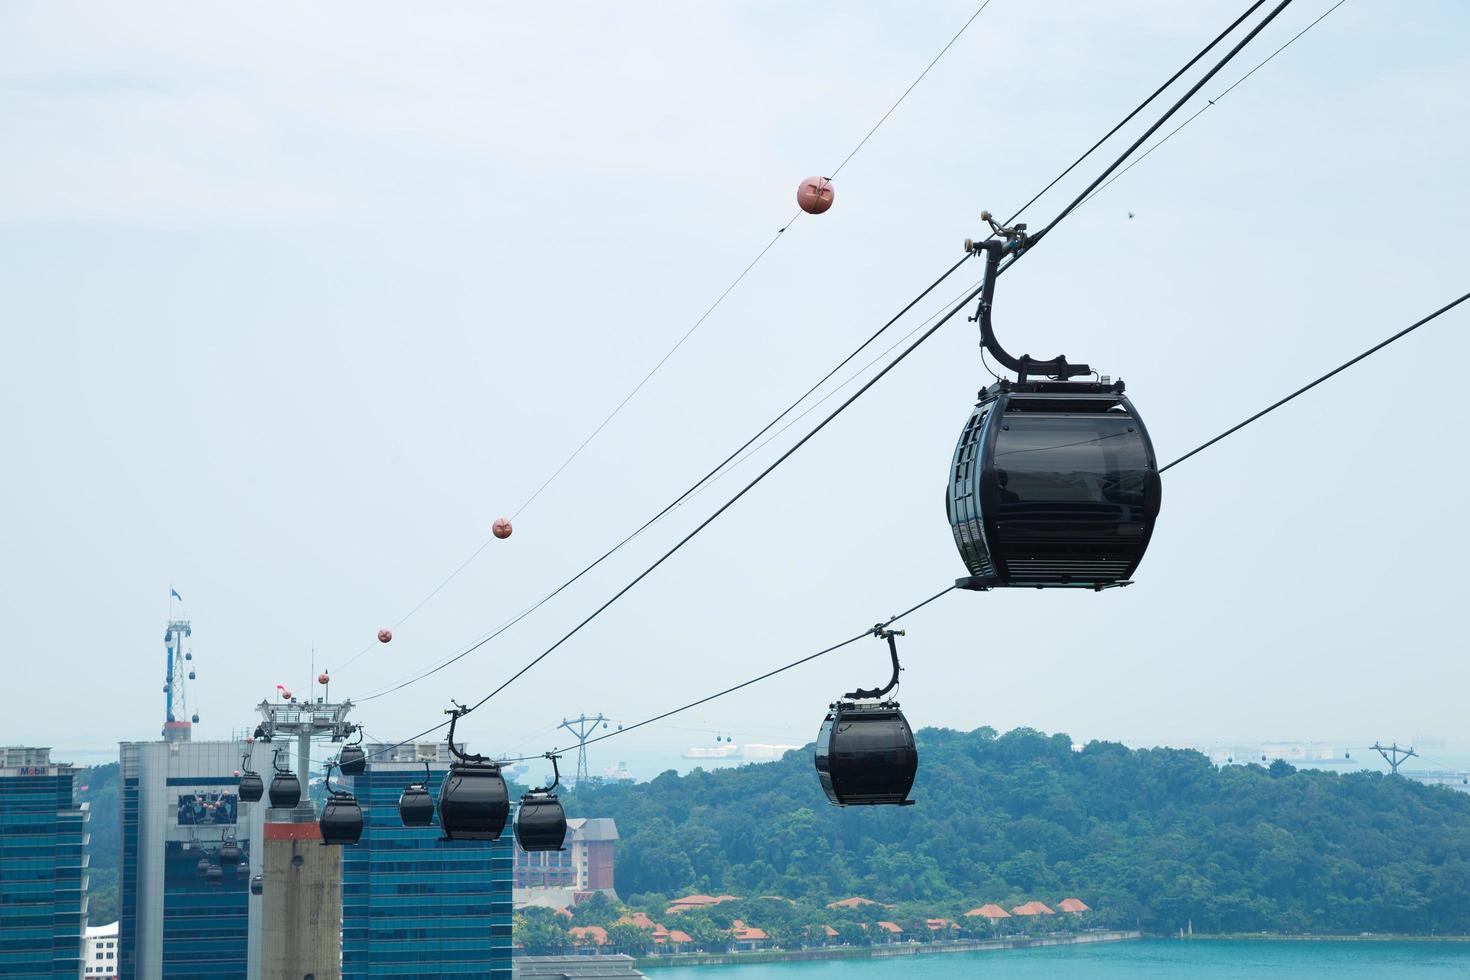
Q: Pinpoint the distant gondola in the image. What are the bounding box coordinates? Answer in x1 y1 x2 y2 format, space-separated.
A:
514 755 567 852
437 703 509 841
399 763 435 828
268 750 301 809
814 628 918 807
339 727 367 777
946 217 1160 590
319 763 364 846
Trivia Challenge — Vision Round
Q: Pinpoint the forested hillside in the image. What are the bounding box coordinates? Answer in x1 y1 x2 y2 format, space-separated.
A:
76 762 120 925
566 727 1470 935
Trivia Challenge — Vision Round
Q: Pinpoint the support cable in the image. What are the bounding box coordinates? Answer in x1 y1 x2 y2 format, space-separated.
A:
434 0 1300 724
1161 290 1470 473
335 2 996 668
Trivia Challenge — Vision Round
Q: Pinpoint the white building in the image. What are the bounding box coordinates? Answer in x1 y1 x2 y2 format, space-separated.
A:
83 922 118 979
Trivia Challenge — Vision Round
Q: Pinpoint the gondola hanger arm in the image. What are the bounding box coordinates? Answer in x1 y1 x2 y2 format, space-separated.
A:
845 627 905 700
965 213 1090 382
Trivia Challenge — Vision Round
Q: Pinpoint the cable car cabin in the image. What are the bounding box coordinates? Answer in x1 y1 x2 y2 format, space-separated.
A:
237 771 264 803
437 762 509 841
338 744 367 776
947 379 1161 589
399 783 435 827
514 794 567 852
268 771 301 809
815 701 917 806
205 864 223 886
250 875 263 896
218 840 242 866
320 794 364 846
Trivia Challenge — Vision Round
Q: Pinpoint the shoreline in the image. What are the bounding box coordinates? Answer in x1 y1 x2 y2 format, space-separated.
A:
636 929 1140 970
1182 933 1470 943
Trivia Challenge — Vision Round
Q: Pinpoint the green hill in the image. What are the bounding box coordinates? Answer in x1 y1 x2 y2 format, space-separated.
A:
566 727 1470 935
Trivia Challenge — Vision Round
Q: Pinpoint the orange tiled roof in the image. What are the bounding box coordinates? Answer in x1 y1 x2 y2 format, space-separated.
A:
1011 901 1056 916
555 907 573 919
965 903 1012 919
876 921 902 934
1059 898 1090 913
926 918 958 930
822 925 839 937
671 894 721 906
568 925 608 944
668 930 692 944
733 924 768 941
826 896 881 909
617 912 657 929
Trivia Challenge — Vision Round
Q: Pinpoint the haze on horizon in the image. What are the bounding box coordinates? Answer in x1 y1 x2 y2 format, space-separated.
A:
2 1 1467 767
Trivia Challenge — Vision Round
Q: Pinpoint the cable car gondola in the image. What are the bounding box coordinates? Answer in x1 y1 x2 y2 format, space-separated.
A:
195 856 211 878
237 743 264 803
946 218 1161 590
398 763 435 828
515 754 567 852
814 627 918 806
205 864 223 886
218 833 242 866
319 762 364 846
250 874 263 896
338 727 367 777
268 749 301 809
437 703 509 841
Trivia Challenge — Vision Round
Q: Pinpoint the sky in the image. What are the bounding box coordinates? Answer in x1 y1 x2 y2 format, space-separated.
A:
2 1 1468 775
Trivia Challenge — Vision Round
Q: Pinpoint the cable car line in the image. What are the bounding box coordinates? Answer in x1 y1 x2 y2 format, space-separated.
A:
998 0 1271 228
333 2 997 674
416 0 1301 728
1078 0 1350 211
494 585 956 765
1017 0 1297 260
1160 289 1470 474
346 0 1304 698
350 253 976 704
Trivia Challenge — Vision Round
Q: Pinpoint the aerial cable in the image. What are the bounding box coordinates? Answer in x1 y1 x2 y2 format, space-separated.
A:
334 2 996 671
347 0 1301 696
425 0 1303 724
494 585 956 764
351 253 976 704
1079 0 1351 211
1160 289 1470 473
1019 0 1298 258
998 0 1271 227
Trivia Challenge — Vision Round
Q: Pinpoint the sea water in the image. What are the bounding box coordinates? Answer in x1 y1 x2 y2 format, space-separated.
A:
650 940 1470 978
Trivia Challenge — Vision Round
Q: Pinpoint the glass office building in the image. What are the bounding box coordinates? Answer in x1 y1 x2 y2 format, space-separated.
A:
0 746 89 979
118 739 265 979
342 745 512 979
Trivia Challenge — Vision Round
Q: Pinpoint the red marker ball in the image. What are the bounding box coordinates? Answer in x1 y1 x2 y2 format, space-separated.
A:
492 518 513 540
318 673 331 686
378 629 393 644
797 176 834 215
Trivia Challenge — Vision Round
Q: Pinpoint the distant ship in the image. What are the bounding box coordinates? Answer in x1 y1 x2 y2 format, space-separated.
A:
682 743 801 762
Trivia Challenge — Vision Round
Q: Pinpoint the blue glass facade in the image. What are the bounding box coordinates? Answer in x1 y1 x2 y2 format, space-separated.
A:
342 766 512 978
160 840 250 976
118 776 138 980
0 760 88 979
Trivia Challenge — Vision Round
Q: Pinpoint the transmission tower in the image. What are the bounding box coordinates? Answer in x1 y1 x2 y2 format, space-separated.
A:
1371 741 1418 775
558 713 607 787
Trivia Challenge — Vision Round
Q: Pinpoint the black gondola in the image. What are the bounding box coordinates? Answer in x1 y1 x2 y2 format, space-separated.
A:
250 875 263 896
195 856 211 878
437 703 509 841
268 749 301 809
319 763 364 846
218 834 242 866
514 754 567 852
398 762 435 828
205 864 223 886
814 628 918 806
945 220 1161 591
238 744 264 803
338 727 366 777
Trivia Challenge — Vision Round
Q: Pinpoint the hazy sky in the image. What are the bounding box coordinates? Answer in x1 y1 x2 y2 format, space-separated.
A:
3 1 1467 769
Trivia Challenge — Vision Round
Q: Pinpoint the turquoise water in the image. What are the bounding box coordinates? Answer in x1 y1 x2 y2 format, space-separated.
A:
650 940 1470 978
